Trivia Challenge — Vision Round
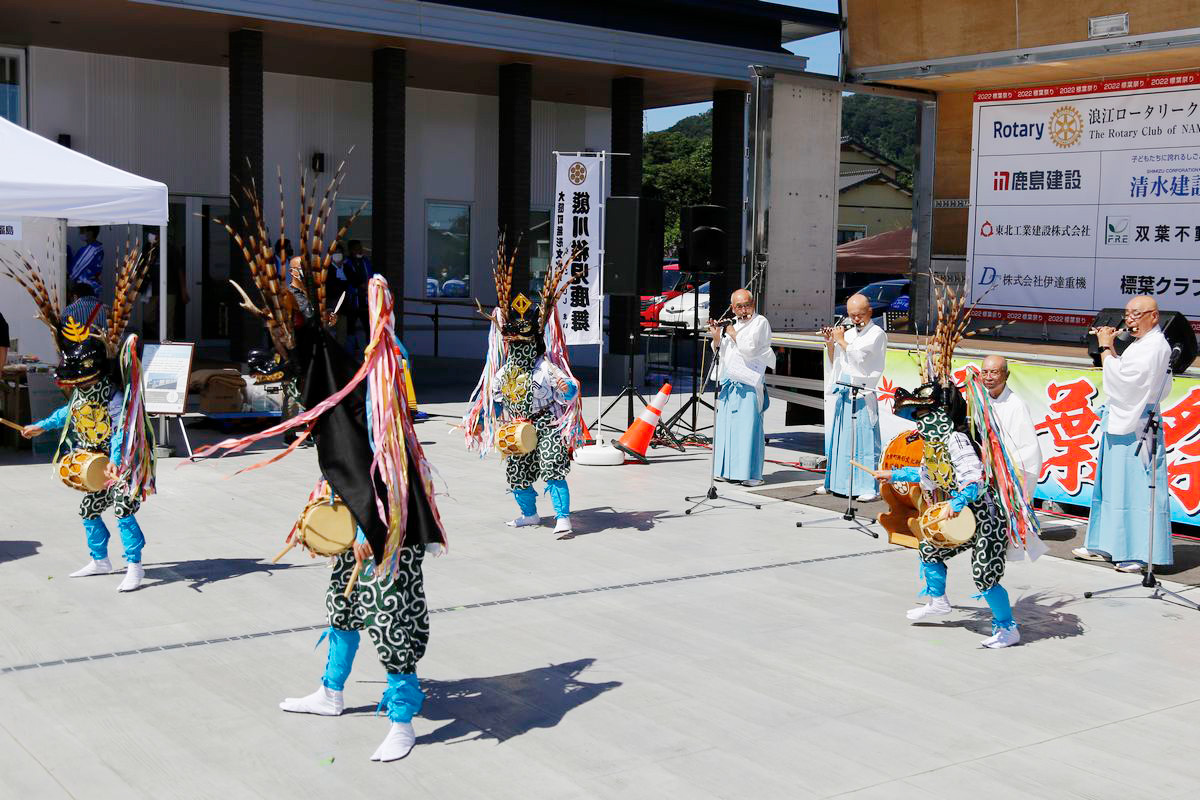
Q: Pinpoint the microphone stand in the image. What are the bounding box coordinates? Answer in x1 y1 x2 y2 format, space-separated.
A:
684 327 762 516
1084 346 1199 611
796 379 879 538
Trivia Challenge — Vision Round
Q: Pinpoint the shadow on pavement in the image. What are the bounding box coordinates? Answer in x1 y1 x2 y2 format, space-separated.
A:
140 557 310 592
408 658 621 745
0 540 42 564
914 590 1086 645
557 506 672 539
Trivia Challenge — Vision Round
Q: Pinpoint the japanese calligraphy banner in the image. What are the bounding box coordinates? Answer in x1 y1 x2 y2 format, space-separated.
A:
865 348 1200 526
553 154 603 345
967 71 1200 331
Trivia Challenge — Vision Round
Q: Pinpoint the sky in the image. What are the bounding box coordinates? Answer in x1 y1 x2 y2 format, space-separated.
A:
643 0 841 132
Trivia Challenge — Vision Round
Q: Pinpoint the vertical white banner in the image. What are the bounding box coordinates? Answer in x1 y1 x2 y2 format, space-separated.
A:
553 154 603 345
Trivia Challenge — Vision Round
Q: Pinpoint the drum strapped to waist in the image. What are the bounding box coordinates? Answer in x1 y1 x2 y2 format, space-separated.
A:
57 450 111 493
293 493 357 557
917 502 976 548
496 420 537 457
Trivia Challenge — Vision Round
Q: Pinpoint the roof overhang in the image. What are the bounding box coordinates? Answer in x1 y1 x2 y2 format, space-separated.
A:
1 0 805 107
849 26 1200 92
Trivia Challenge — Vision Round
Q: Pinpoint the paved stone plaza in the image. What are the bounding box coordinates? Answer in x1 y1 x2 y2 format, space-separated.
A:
2 395 1199 799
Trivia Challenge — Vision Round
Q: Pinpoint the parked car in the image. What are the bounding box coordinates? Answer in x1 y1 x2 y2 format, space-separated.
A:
658 281 710 329
639 261 697 328
833 278 911 317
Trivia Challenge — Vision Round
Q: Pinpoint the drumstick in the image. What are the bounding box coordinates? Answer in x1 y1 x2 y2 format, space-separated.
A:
270 539 296 564
0 417 25 432
849 459 876 475
342 560 362 599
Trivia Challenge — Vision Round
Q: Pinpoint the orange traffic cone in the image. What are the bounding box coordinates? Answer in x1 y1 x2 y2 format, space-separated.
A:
614 383 673 464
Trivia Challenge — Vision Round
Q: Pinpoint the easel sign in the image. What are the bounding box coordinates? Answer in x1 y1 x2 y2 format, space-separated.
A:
142 341 194 416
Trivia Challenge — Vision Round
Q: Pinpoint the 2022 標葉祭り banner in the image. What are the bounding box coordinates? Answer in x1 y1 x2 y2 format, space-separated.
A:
851 347 1200 526
552 154 603 346
967 72 1200 330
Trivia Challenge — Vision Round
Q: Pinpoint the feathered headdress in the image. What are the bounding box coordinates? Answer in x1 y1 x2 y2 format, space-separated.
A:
214 155 365 360
2 237 154 357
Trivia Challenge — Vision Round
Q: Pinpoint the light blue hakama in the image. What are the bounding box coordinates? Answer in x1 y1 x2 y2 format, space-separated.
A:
713 380 767 482
824 385 881 496
1085 407 1172 565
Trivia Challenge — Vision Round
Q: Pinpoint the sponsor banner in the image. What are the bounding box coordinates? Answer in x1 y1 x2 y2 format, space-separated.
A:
974 71 1200 103
0 219 20 240
552 154 603 346
851 347 1200 525
967 72 1200 327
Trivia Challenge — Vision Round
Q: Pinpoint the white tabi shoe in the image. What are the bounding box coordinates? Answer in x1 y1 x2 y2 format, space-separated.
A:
856 492 879 502
742 479 764 487
906 595 952 621
117 563 144 592
370 721 416 762
279 685 344 716
813 486 829 495
70 558 112 577
981 626 1021 649
553 516 572 534
1071 547 1107 561
506 515 540 527
1115 561 1145 574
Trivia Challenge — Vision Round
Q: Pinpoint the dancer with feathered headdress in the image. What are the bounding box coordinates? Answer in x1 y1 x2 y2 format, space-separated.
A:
867 279 1040 648
192 159 446 763
6 239 157 591
463 236 585 534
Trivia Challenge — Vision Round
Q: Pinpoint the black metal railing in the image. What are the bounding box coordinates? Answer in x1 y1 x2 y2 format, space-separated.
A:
399 296 490 357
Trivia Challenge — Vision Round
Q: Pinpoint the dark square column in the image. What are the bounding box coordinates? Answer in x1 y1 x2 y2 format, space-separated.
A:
609 77 644 357
228 29 263 360
373 47 406 336
498 63 532 292
710 89 747 309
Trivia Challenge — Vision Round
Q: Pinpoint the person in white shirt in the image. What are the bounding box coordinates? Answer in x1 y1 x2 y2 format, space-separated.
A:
706 289 776 486
818 293 886 501
979 355 1042 500
1075 295 1173 572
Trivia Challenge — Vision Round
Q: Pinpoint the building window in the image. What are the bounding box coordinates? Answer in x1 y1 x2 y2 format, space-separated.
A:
426 201 471 298
837 226 867 245
0 48 24 126
529 208 551 292
336 197 372 259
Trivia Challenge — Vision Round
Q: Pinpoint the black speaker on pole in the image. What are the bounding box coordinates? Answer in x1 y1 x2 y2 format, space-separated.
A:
679 204 725 275
1087 308 1197 372
603 196 665 296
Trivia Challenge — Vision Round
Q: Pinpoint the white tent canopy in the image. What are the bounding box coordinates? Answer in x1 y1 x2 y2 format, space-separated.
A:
0 115 170 364
0 116 167 226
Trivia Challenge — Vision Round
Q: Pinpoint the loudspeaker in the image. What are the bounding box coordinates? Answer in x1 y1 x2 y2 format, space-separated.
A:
603 196 664 296
1087 308 1197 372
679 204 725 275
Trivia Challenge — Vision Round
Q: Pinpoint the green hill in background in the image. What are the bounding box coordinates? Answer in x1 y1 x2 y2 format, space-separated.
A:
643 94 917 254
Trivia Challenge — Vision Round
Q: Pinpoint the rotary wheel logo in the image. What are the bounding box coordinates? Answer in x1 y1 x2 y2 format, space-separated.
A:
567 162 587 185
1048 105 1083 149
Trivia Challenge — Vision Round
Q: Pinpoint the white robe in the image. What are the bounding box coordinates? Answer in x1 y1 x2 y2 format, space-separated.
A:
1103 327 1171 435
1084 327 1174 564
990 385 1043 499
716 314 776 407
825 320 886 424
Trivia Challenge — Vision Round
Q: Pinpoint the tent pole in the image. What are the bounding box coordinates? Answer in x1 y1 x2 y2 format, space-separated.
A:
158 224 168 342
157 223 169 450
